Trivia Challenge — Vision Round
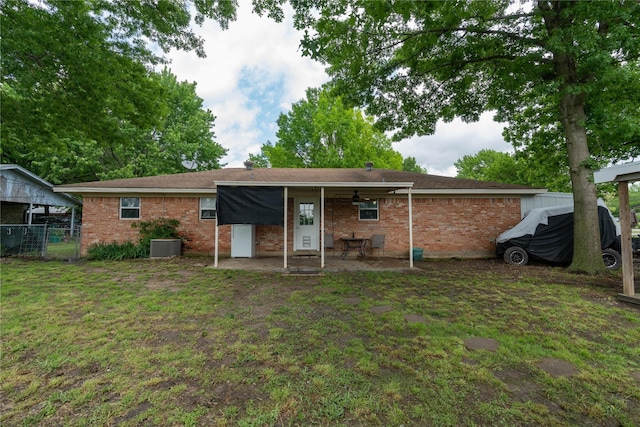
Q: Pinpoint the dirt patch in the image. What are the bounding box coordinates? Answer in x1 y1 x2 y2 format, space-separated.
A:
536 357 579 377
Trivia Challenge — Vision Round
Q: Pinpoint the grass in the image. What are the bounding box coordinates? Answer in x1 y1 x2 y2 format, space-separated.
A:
1 257 639 426
45 241 79 259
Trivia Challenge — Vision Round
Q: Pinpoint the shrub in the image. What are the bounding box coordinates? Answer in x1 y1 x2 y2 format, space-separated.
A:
132 218 182 252
86 241 147 260
86 218 182 260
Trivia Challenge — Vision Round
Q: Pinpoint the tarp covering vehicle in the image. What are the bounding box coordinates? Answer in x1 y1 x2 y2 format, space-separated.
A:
496 200 622 269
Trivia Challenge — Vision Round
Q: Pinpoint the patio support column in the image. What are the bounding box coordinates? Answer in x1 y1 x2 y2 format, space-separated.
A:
618 181 635 297
321 187 325 268
28 203 33 225
214 217 219 268
284 186 288 269
408 187 414 268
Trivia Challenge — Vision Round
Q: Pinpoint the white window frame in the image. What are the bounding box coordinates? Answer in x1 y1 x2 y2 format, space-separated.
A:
200 197 217 220
120 197 140 220
358 199 379 221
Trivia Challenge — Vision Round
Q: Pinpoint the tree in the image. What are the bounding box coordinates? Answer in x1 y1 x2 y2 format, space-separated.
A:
1 0 236 182
255 87 405 169
603 183 640 217
402 156 426 174
25 70 227 183
455 149 571 192
268 0 640 274
95 69 227 180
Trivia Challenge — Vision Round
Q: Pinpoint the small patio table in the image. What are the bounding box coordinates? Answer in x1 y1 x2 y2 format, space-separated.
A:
340 238 369 259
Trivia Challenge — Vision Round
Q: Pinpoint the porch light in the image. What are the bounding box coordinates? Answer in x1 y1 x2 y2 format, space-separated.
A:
365 161 374 171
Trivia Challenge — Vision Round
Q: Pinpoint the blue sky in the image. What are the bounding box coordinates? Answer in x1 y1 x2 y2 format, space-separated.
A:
164 0 512 176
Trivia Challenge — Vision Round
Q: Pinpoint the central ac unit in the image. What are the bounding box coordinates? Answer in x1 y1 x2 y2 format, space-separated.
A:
150 239 182 258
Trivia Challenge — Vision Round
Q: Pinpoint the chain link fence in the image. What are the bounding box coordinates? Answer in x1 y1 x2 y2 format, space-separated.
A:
1 224 82 261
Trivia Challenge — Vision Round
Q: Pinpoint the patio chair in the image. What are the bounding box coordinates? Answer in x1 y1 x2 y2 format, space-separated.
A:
324 233 335 255
369 234 385 258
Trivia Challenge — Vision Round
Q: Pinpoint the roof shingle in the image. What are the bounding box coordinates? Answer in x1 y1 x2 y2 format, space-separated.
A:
53 168 544 194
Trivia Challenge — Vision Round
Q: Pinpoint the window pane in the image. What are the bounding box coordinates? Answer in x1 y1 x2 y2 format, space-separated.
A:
359 209 378 220
299 202 314 226
121 208 140 219
200 197 216 209
121 197 139 208
201 209 216 219
359 200 377 209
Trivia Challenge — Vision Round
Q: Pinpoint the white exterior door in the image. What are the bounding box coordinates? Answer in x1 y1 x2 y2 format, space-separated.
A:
294 198 319 251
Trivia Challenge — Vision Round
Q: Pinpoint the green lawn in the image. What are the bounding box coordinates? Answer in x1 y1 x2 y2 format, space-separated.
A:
45 241 79 259
1 258 639 426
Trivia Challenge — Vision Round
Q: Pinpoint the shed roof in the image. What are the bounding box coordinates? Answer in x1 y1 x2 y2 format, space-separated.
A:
594 161 640 183
53 168 545 196
1 164 81 207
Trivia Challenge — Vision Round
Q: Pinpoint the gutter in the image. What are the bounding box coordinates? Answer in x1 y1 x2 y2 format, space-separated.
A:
53 187 217 194
392 188 547 195
54 181 416 193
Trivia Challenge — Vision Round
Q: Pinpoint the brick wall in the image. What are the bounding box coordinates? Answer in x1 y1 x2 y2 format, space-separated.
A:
81 195 521 258
409 197 521 257
323 196 521 258
81 196 226 255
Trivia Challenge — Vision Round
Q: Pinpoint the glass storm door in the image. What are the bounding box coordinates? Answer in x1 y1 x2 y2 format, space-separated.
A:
294 198 319 251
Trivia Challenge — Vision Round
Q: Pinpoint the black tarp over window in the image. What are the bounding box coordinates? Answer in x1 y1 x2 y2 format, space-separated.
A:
216 186 284 226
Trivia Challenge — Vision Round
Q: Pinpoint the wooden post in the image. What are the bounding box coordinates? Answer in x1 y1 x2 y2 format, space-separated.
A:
284 187 288 270
321 187 325 269
618 181 635 297
408 187 414 268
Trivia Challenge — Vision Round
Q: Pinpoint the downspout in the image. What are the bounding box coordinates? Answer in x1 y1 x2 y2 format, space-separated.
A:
408 187 413 268
284 187 288 269
321 187 325 269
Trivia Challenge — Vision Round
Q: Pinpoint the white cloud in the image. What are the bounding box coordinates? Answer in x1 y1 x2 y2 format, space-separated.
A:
163 0 328 167
395 113 512 176
164 0 511 175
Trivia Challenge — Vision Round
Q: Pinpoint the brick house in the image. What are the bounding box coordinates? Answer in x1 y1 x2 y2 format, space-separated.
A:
54 165 545 267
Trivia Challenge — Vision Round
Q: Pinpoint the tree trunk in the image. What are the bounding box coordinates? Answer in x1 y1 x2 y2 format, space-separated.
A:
539 1 607 275
559 92 605 274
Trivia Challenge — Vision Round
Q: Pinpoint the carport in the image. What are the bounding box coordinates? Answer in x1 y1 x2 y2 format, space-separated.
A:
1 164 81 228
594 161 640 305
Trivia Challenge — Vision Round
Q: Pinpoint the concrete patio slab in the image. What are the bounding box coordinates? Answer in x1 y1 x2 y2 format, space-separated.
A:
211 255 414 273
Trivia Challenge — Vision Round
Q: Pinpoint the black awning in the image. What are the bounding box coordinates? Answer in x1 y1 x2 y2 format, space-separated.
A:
216 186 284 226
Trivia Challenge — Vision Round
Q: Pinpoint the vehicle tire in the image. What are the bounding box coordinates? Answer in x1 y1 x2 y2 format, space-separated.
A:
504 246 529 266
602 248 622 270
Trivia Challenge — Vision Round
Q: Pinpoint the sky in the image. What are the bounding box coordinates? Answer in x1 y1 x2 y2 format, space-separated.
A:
164 0 512 177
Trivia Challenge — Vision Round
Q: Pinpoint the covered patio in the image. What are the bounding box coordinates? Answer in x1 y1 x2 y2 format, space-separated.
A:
212 169 416 270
